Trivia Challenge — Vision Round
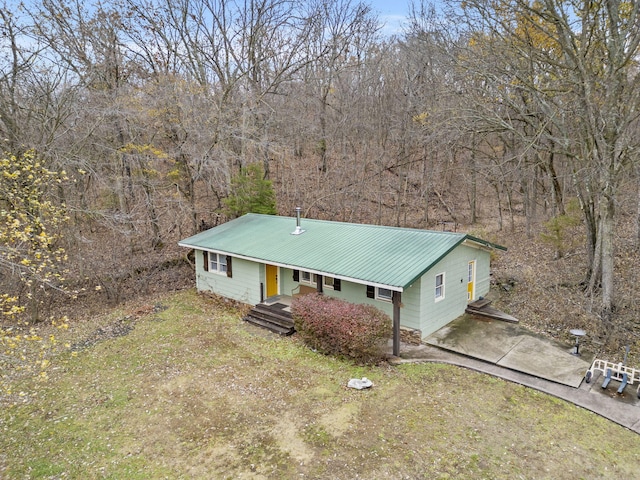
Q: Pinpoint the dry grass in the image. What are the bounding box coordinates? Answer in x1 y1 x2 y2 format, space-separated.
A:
1 289 638 479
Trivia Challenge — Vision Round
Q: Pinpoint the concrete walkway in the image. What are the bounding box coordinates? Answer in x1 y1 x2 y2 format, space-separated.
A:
391 315 640 434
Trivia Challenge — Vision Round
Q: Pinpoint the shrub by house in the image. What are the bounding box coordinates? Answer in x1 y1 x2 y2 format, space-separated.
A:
291 293 391 364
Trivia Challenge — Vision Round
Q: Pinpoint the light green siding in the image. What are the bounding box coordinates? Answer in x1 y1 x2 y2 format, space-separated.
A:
195 251 261 304
399 279 422 331
280 267 396 317
332 279 394 317
475 251 492 297
281 268 300 297
417 244 492 337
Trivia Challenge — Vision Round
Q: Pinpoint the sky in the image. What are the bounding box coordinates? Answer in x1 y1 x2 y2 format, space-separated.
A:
369 0 412 36
369 0 446 37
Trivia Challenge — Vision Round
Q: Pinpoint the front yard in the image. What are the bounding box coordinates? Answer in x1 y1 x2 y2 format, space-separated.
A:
1 289 637 479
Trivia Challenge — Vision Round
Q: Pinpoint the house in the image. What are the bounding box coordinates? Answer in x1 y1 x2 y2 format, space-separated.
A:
178 211 506 355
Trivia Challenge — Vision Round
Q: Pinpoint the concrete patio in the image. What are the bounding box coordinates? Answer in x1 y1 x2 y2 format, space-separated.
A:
423 314 593 388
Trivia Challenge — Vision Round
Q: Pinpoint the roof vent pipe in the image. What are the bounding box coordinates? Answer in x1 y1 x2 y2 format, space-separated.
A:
291 206 305 235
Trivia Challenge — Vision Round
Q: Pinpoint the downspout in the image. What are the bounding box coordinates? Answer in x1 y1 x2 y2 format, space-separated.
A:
392 291 401 356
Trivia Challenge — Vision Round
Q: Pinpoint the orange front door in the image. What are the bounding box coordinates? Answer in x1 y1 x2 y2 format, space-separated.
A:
266 264 278 297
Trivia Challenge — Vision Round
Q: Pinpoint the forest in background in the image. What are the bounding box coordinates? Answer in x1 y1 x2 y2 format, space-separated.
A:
1 0 640 363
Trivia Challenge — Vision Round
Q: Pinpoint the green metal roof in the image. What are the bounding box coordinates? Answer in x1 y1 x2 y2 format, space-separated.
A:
179 214 506 291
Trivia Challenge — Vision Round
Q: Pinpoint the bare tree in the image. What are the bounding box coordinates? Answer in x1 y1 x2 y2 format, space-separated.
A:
446 0 640 320
0 4 76 153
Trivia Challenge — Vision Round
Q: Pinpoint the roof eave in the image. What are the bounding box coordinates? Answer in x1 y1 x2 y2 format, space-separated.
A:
463 235 507 251
401 237 466 289
178 243 404 292
401 234 506 289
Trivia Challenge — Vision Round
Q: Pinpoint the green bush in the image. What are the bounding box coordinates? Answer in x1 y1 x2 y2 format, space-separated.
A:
540 198 582 259
291 293 391 364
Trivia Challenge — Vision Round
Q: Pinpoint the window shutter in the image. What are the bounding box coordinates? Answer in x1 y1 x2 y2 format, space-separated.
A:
203 251 209 272
334 278 341 291
293 270 299 282
366 285 375 298
226 256 233 278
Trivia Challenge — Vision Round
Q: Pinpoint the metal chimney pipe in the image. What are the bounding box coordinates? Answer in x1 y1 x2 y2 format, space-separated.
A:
291 206 305 235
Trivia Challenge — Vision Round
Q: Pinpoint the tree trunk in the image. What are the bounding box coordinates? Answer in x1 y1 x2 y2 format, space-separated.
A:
545 150 565 216
599 188 616 321
470 140 477 224
522 168 531 238
422 147 431 224
636 163 640 249
491 181 503 231
574 171 598 285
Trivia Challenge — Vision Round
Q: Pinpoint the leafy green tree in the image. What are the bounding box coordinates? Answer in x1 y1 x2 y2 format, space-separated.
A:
223 163 277 218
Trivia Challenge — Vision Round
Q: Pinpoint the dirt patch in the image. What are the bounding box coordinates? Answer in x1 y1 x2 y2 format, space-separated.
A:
272 413 315 464
71 304 168 351
318 402 360 437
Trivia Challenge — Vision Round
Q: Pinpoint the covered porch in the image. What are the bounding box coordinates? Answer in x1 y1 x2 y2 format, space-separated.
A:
245 289 404 356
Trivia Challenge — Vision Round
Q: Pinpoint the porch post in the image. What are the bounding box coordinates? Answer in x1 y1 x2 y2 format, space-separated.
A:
392 291 401 357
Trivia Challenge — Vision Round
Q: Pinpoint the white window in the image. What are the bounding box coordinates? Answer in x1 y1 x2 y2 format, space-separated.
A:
210 253 227 274
377 287 393 302
301 271 317 285
323 276 335 289
435 273 445 301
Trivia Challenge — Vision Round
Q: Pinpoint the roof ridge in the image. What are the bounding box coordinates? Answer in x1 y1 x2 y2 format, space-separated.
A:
248 212 465 236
